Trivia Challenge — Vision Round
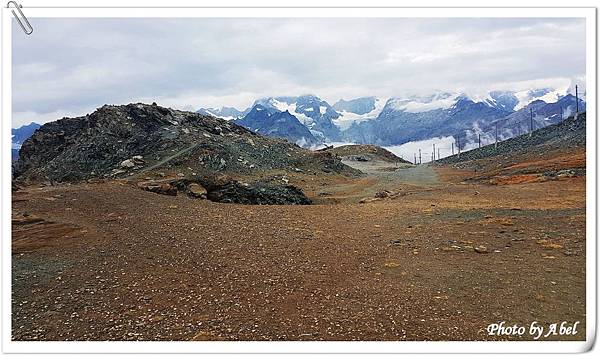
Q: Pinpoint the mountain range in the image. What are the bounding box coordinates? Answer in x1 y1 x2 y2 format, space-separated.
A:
195 88 585 149
12 87 585 160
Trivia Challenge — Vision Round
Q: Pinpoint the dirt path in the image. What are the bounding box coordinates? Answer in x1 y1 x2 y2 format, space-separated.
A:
342 160 439 186
389 164 440 185
316 160 441 204
131 143 200 178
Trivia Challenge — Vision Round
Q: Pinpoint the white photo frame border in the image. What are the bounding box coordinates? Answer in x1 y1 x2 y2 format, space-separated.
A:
1 5 596 354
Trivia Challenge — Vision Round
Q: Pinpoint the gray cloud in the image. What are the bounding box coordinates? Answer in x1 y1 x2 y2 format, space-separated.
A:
12 17 585 127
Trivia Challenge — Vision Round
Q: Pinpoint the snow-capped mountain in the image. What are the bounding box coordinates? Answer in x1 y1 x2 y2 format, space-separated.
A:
513 87 568 111
196 106 246 120
342 93 514 146
484 91 519 111
196 87 585 149
333 97 378 115
332 97 386 130
236 104 319 147
463 94 585 147
251 95 341 141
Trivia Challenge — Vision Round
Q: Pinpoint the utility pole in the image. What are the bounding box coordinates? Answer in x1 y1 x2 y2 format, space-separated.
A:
433 144 436 162
438 148 440 160
529 107 533 137
457 136 461 158
414 153 417 165
451 142 454 155
495 122 498 149
418 149 421 165
576 85 579 113
478 134 481 148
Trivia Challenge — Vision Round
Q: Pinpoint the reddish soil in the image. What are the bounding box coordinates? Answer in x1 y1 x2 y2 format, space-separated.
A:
11 160 586 341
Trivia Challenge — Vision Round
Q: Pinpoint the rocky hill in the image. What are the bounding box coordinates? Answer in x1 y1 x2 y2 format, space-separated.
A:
322 144 412 164
13 103 360 203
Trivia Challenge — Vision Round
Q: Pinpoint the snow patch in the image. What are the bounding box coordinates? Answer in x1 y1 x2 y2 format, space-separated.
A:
333 98 386 130
201 108 238 121
513 88 567 110
271 99 315 127
389 93 460 113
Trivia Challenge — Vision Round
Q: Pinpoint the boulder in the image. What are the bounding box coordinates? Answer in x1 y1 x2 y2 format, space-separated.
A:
375 190 392 199
137 181 177 196
206 181 311 205
474 245 489 254
120 159 135 168
187 183 207 199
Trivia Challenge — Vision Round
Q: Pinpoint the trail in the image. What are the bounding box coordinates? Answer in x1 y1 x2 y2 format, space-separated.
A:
130 143 200 178
341 159 439 186
314 160 441 204
389 164 440 185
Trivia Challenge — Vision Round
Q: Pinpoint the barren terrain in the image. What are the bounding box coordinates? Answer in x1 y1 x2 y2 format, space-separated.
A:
12 153 586 341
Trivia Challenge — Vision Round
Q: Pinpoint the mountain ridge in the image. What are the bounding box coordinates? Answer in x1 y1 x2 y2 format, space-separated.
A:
194 88 580 148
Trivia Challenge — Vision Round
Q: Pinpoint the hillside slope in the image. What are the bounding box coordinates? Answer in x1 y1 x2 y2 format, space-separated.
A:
436 112 586 183
14 103 359 185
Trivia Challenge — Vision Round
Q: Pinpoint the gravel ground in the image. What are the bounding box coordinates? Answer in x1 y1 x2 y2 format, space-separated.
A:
12 167 586 341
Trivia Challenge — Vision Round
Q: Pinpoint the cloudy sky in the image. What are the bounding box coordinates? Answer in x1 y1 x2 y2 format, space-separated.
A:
12 17 585 127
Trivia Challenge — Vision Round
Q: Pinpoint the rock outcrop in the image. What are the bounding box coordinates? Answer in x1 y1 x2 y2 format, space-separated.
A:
13 103 360 184
13 103 362 205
